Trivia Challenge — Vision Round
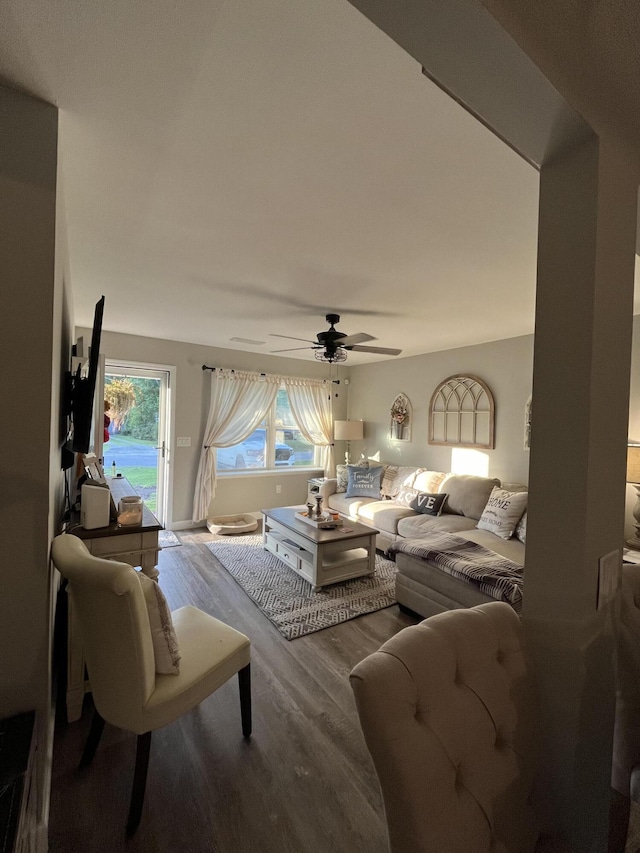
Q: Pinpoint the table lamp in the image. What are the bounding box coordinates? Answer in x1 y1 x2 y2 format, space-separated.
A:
626 445 640 548
334 420 364 465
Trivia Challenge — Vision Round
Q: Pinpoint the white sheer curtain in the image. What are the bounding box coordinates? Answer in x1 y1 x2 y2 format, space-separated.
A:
192 370 280 521
284 377 335 477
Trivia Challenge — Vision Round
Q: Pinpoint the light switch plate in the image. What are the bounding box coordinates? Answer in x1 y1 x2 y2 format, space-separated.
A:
177 437 191 447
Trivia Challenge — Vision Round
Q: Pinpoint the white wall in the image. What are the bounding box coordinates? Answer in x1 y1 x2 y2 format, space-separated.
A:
346 333 534 484
79 329 349 524
0 83 70 843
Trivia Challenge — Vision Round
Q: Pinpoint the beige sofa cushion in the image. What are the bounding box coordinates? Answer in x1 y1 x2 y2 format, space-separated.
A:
327 492 372 518
439 474 501 519
357 501 417 535
398 513 477 538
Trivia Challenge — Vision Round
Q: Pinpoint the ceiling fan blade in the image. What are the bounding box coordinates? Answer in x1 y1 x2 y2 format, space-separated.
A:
270 346 316 353
347 345 403 356
338 332 376 346
269 333 318 344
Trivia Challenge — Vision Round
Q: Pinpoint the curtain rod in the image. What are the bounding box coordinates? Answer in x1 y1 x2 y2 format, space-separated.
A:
201 364 340 384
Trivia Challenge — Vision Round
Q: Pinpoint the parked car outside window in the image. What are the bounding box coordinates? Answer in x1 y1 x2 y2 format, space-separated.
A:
216 428 295 470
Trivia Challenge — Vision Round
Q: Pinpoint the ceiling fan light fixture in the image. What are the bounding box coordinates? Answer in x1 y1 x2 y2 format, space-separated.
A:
315 347 347 364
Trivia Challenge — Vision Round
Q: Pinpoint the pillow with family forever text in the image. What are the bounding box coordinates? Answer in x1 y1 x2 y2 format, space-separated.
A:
336 458 369 493
345 465 383 498
477 487 528 541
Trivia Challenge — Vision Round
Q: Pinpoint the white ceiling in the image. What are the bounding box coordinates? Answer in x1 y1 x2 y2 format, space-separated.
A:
1 0 631 364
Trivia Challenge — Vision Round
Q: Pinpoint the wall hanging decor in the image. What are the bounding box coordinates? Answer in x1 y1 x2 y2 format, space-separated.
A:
429 374 495 449
390 393 412 441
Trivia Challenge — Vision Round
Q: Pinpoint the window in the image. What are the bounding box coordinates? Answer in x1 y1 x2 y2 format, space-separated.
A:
216 387 317 471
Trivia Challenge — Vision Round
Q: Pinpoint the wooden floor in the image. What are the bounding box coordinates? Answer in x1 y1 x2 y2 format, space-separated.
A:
48 528 417 853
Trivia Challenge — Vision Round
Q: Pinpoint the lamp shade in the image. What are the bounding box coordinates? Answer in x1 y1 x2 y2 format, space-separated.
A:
334 420 364 441
627 446 640 484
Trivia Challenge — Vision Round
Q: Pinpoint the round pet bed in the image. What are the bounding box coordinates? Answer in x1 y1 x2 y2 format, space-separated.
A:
207 514 258 535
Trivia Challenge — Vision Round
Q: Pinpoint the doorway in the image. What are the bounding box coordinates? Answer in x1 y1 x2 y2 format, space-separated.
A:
103 361 172 525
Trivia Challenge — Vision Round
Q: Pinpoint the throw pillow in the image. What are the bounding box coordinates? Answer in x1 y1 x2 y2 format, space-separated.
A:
439 474 501 519
412 491 448 516
336 464 349 493
380 465 399 498
345 465 383 498
477 487 529 541
412 470 448 494
138 572 181 675
516 510 527 544
395 487 447 516
394 486 420 508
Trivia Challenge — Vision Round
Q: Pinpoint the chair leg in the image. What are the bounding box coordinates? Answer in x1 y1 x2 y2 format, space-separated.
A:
238 664 252 738
79 709 105 768
126 731 152 837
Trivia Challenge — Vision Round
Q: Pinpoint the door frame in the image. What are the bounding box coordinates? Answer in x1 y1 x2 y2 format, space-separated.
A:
104 359 176 529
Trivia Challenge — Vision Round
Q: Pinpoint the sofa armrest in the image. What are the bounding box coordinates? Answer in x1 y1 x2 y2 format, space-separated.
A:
319 479 338 500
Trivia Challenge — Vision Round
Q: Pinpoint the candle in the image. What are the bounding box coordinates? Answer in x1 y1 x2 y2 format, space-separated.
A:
118 496 143 527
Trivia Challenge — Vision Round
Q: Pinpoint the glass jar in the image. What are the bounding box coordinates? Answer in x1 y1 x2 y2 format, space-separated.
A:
117 495 143 527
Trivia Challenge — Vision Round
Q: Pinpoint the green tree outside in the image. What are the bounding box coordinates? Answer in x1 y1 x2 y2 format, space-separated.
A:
122 377 160 441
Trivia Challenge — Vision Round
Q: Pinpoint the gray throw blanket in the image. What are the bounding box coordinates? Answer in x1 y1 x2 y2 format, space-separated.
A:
389 532 524 613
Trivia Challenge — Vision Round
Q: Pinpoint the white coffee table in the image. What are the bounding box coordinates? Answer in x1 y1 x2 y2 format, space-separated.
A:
262 506 378 591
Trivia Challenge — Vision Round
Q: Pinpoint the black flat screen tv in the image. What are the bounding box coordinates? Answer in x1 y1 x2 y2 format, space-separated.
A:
71 295 105 454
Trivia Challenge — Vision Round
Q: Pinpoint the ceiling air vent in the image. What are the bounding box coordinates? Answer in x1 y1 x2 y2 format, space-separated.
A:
229 337 265 345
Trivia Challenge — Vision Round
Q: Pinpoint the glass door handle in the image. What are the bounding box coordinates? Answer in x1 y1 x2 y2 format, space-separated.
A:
155 441 166 458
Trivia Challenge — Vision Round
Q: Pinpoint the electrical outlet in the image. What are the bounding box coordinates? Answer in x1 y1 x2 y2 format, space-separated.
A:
177 437 191 447
276 484 282 494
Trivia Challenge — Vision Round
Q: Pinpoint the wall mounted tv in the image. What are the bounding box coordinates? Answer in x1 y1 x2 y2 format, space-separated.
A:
69 295 105 455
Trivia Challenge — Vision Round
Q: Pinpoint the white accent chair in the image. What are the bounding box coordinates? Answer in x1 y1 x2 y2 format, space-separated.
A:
350 602 568 852
51 533 251 836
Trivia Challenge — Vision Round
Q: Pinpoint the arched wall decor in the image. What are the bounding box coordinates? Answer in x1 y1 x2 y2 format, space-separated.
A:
390 393 412 441
524 395 532 451
429 374 495 449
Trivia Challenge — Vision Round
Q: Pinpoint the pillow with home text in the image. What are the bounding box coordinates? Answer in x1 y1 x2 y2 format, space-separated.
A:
477 487 528 540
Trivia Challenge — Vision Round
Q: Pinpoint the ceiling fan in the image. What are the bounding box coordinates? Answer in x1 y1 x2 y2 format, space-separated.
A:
270 313 403 363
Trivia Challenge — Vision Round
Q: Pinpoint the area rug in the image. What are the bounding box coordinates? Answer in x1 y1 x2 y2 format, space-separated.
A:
159 530 181 548
205 535 397 640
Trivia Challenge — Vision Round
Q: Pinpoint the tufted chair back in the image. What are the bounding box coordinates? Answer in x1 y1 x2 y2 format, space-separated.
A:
52 534 157 732
350 602 543 853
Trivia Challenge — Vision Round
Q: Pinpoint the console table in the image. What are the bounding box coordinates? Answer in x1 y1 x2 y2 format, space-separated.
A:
65 476 162 722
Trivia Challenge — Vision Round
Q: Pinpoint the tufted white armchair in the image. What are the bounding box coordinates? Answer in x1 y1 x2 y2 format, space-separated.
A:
350 602 566 853
51 533 252 836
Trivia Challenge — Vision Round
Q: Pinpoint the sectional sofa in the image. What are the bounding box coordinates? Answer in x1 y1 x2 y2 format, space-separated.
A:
318 465 527 618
